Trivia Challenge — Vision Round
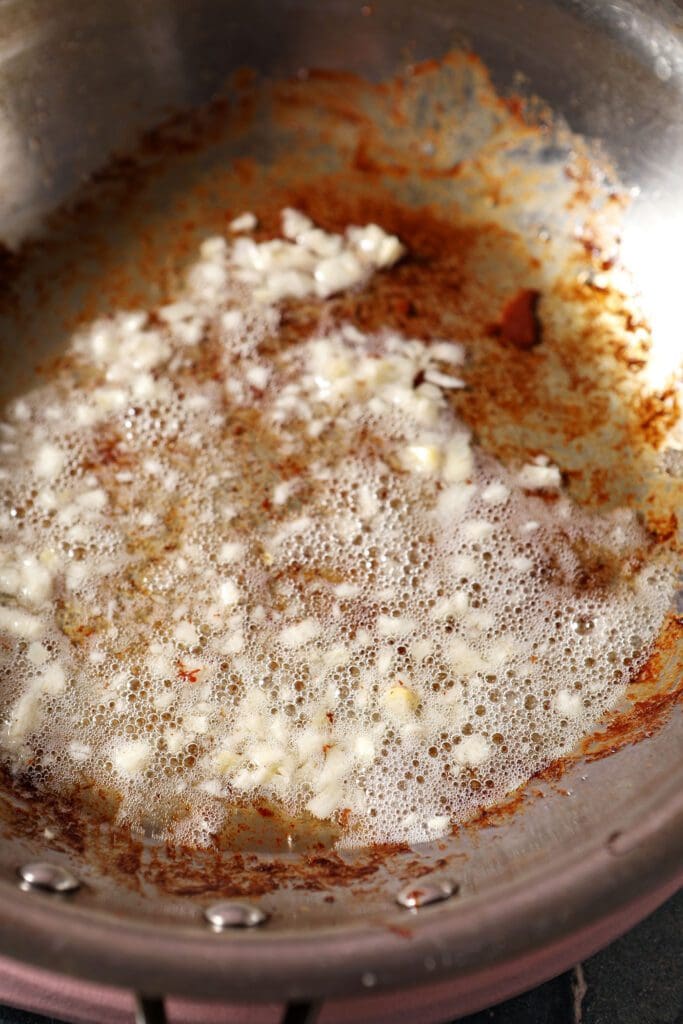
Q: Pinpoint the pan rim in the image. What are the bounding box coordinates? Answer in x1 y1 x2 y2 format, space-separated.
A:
0 740 680 1003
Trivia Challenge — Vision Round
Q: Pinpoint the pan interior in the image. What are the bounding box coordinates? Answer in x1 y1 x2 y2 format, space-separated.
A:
0 0 679 950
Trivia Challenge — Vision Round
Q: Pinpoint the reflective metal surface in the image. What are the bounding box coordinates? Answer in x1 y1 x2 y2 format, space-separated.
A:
203 901 269 930
396 879 459 910
0 0 680 1013
17 862 81 895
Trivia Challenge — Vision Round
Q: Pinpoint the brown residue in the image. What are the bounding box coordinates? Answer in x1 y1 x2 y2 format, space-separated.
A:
645 510 678 544
459 787 529 832
142 842 414 898
176 660 202 684
570 535 644 594
492 288 542 349
84 432 135 472
581 616 683 761
353 137 410 177
635 387 680 450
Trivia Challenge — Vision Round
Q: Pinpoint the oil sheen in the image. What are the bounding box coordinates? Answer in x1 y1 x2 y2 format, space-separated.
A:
0 210 674 846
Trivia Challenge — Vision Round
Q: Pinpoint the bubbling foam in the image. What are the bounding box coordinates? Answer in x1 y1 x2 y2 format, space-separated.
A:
0 210 674 846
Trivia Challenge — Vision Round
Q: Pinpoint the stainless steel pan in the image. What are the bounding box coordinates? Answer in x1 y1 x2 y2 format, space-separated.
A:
0 2 680 1021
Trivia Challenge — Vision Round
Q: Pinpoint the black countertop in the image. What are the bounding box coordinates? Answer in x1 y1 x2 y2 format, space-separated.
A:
463 889 682 1024
0 888 680 1024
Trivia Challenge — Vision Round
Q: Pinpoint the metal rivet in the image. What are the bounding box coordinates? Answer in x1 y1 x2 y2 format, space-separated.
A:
204 900 268 929
396 878 458 909
18 862 81 894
